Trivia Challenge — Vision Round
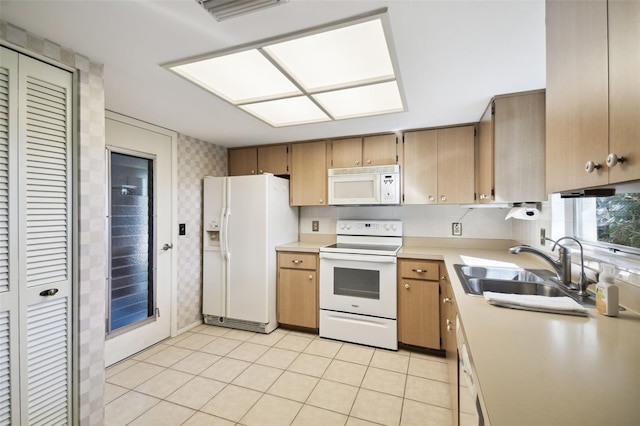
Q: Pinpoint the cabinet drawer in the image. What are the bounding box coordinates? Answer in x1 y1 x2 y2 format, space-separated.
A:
278 252 317 270
399 260 439 280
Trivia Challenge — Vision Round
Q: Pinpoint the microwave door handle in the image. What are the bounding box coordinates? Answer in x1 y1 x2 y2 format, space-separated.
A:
319 252 397 263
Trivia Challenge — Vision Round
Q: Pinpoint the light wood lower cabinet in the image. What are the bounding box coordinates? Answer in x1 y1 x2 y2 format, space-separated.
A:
398 259 441 349
277 252 318 329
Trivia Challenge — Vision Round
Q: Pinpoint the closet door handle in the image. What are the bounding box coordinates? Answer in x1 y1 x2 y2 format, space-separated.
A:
40 288 59 297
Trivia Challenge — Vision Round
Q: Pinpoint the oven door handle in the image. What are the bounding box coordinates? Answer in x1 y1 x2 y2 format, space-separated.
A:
319 252 397 263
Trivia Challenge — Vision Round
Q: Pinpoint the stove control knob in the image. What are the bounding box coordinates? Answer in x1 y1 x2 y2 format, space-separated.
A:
346 224 352 230
384 224 390 230
392 224 397 231
339 224 346 230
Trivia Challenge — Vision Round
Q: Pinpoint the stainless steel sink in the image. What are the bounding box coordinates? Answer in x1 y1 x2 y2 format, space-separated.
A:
465 278 569 297
457 265 546 283
453 264 597 306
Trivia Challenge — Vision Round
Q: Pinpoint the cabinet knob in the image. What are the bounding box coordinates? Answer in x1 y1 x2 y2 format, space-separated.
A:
366 159 372 164
428 195 435 201
412 269 426 273
441 195 447 201
319 199 323 204
584 161 601 173
606 153 626 168
480 194 488 200
446 319 452 331
259 169 263 174
404 283 410 289
308 274 313 280
443 297 452 304
441 276 447 281
292 260 303 264
251 169 256 174
355 160 360 165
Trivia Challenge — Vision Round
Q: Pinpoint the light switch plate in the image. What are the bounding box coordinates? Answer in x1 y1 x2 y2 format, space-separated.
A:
452 222 462 236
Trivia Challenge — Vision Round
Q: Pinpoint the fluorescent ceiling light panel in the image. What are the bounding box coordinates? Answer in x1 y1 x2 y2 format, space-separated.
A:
172 49 300 103
263 19 395 92
313 81 404 119
167 11 404 127
240 97 330 127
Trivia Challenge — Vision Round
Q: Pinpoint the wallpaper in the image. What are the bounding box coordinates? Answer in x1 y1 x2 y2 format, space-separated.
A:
176 135 227 331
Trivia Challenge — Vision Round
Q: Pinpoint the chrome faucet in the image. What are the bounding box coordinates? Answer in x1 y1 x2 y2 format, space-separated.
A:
509 238 572 285
552 236 596 296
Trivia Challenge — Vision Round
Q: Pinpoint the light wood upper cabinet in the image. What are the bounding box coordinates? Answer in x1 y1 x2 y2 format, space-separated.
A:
277 252 318 329
330 137 362 168
329 134 397 168
608 0 640 184
546 0 639 192
258 144 289 175
403 130 438 204
477 90 546 203
228 147 258 176
290 140 328 206
403 125 475 205
398 259 441 349
228 144 289 176
362 134 397 166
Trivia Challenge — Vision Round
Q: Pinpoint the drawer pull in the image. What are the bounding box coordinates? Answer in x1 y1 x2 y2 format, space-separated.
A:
292 260 303 264
412 269 427 273
443 297 452 304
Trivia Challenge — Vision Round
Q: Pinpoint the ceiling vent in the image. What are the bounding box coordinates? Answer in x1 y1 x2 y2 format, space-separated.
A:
197 0 288 21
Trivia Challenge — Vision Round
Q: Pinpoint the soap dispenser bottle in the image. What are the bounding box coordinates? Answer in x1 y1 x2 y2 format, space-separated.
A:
596 265 619 317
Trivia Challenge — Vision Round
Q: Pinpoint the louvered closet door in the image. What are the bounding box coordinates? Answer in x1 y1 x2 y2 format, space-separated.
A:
0 46 21 426
17 53 72 425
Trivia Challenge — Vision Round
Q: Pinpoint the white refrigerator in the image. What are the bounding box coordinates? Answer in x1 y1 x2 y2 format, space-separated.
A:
202 174 298 333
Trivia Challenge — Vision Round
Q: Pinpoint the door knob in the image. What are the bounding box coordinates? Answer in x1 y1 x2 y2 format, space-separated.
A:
162 243 173 251
606 153 625 168
584 161 601 173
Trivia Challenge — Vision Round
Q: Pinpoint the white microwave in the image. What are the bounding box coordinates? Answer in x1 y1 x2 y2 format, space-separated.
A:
328 165 400 205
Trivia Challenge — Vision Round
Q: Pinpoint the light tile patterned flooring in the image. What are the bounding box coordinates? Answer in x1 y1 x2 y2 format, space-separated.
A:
105 324 453 426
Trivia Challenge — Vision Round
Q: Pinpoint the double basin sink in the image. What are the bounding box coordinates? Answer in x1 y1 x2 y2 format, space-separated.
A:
453 264 596 306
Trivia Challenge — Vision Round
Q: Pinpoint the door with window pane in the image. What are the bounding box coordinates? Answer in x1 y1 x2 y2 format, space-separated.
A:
104 113 174 366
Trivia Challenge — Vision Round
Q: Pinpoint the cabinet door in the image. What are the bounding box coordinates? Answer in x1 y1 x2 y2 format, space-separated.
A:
403 130 438 204
493 92 546 202
546 0 609 192
437 126 475 204
608 0 640 184
278 268 317 328
290 141 327 206
398 278 440 349
330 137 362 168
363 134 397 166
477 102 494 203
228 147 257 176
257 144 289 175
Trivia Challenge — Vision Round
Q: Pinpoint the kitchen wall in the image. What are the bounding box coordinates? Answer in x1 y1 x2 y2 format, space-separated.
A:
176 135 227 332
300 204 512 239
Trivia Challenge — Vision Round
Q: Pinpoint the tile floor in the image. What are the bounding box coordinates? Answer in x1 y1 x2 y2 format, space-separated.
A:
105 324 453 426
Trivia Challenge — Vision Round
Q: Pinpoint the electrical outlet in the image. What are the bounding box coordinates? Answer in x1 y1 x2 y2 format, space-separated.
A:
452 222 462 236
179 223 186 236
312 220 319 232
540 228 546 245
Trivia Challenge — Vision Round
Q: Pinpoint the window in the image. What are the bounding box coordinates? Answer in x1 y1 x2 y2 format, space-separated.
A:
575 193 640 253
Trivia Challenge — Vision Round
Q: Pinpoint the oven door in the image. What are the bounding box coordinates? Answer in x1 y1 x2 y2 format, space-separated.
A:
319 252 397 319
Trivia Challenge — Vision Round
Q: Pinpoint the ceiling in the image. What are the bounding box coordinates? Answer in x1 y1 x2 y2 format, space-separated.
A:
0 0 546 148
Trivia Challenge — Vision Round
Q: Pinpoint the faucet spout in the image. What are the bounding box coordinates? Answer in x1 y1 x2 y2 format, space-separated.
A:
509 240 572 285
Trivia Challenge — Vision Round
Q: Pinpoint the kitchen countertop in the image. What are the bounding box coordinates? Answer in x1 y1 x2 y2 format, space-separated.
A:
275 240 327 253
399 245 640 426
